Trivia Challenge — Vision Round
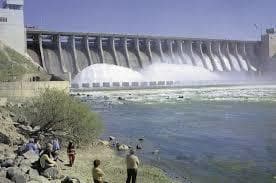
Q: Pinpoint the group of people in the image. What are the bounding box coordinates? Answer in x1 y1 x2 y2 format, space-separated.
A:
39 140 76 170
21 137 76 170
22 137 61 156
21 138 140 183
92 149 140 183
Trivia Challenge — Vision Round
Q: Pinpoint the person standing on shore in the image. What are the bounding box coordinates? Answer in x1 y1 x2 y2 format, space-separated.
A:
92 159 108 183
126 149 139 183
67 141 76 167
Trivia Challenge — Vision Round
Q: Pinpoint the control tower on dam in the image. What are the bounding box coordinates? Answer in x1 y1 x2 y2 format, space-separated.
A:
26 29 272 80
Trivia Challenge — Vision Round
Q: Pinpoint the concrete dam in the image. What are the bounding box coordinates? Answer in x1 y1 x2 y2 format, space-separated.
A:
26 29 262 81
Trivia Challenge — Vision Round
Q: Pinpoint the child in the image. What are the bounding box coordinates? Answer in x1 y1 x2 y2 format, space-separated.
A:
92 159 108 183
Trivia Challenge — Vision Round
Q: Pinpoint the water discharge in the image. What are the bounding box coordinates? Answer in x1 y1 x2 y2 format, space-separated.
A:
73 63 220 84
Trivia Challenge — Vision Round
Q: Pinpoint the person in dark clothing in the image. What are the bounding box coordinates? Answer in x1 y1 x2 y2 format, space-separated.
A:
67 141 76 167
126 149 139 183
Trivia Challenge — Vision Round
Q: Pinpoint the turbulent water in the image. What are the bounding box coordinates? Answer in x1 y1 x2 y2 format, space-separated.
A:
75 85 276 183
72 63 220 84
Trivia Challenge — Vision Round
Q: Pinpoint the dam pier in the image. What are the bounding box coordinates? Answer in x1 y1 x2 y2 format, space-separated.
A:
26 29 262 80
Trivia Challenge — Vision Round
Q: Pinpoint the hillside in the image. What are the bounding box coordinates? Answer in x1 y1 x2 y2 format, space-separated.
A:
0 42 49 82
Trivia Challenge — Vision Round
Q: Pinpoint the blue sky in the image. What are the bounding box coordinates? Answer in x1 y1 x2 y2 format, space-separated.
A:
23 0 276 40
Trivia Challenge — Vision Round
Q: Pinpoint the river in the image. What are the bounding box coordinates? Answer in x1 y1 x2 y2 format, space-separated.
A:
76 85 276 183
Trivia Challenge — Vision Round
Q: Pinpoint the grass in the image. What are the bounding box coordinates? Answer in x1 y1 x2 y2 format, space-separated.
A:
0 42 49 82
58 145 177 183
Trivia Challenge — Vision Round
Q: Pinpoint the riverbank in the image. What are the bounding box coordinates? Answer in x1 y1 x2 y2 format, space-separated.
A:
58 144 178 183
0 99 177 182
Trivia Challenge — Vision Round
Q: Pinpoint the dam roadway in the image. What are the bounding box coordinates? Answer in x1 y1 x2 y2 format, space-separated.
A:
26 29 262 80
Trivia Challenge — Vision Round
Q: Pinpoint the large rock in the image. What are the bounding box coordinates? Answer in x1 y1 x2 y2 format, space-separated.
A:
18 125 33 132
0 132 11 144
0 177 13 183
41 167 61 179
23 151 39 163
1 159 14 168
0 144 16 162
0 168 7 178
14 156 24 167
28 168 51 183
61 176 81 183
117 144 129 151
28 175 50 183
9 112 16 118
109 136 116 141
7 167 27 183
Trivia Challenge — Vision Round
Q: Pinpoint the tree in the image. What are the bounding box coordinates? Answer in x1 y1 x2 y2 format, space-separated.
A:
24 88 102 145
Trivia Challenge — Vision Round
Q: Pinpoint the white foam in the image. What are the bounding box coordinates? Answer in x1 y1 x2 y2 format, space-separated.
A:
73 63 220 84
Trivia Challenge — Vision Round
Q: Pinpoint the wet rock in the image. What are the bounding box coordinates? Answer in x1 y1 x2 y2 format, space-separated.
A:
138 137 144 141
136 144 142 150
109 136 115 141
152 150 160 155
117 97 125 101
117 144 129 151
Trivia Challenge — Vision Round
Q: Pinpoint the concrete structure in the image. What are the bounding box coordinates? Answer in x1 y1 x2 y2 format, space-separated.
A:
0 0 25 54
0 0 275 80
0 81 69 100
26 29 264 79
261 28 276 58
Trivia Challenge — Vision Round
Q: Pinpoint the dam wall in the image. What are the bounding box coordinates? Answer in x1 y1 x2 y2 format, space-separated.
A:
26 29 262 79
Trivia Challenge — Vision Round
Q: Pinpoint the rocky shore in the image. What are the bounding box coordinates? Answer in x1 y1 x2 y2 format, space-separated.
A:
0 102 178 183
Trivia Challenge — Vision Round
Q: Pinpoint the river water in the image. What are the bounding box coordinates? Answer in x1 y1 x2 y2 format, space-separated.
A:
78 85 276 183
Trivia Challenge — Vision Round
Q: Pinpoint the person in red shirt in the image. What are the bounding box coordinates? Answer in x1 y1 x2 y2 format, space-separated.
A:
67 141 76 167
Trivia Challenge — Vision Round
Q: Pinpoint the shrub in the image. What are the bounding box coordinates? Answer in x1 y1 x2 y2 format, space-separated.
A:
24 88 102 145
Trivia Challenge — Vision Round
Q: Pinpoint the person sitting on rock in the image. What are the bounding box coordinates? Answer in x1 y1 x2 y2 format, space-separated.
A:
92 159 108 183
25 138 36 152
67 141 76 167
39 143 57 170
33 138 41 154
51 137 60 152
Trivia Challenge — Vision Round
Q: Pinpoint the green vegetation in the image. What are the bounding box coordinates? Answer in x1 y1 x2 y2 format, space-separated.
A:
0 43 48 81
24 88 103 144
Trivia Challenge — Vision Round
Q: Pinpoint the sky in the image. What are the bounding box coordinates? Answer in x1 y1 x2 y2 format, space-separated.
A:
22 0 276 41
